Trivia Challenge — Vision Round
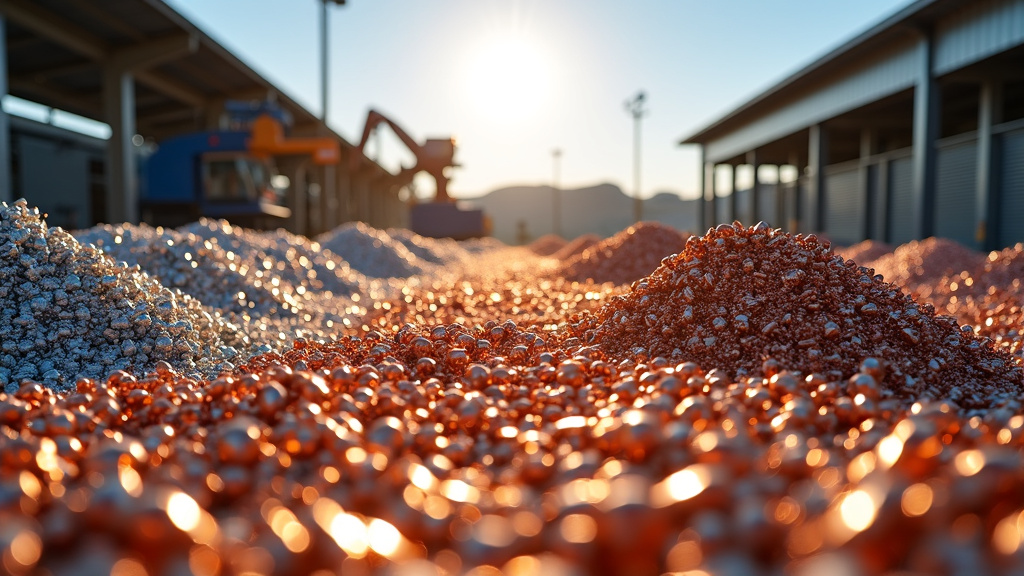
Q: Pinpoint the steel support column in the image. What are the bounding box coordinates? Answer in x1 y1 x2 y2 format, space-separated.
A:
702 160 715 231
323 164 337 231
103 66 137 224
696 145 706 231
730 164 738 224
0 14 11 202
747 150 760 225
976 80 999 251
787 152 801 232
911 30 939 240
860 129 875 239
808 124 828 233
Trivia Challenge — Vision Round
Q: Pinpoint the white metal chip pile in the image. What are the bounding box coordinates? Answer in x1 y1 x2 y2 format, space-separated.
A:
317 221 428 278
386 227 473 267
0 200 238 392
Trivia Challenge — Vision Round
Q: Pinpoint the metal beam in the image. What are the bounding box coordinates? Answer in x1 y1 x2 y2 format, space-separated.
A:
110 33 198 72
64 0 146 42
0 0 107 60
135 71 206 109
14 59 97 83
6 78 102 119
0 13 11 202
137 105 197 127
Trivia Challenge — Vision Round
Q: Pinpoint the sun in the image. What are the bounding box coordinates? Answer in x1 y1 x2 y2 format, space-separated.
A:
465 36 548 121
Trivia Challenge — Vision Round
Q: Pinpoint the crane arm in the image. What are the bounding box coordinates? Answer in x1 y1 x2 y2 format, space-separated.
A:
356 109 422 159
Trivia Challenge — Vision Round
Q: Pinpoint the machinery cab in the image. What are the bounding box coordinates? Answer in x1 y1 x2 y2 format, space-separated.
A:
141 100 337 229
201 151 290 220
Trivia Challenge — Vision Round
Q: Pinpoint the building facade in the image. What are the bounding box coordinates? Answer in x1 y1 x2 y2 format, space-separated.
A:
680 0 1024 250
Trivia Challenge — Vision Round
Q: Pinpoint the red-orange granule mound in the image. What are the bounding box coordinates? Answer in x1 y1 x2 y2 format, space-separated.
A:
591 222 1022 409
559 222 688 286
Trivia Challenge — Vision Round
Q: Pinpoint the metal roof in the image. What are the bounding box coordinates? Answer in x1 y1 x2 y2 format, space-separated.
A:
1 0 349 145
678 0 966 145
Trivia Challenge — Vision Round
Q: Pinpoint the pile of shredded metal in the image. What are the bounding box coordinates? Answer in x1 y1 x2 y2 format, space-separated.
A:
2 201 1024 575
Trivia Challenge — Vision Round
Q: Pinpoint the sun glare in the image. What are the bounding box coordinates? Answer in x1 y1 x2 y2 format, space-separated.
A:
466 36 547 121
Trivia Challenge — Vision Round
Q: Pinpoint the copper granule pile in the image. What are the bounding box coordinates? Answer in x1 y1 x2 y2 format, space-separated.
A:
591 222 1021 410
867 237 985 295
527 235 568 257
2 211 1024 575
559 223 689 286
833 240 893 266
551 234 601 262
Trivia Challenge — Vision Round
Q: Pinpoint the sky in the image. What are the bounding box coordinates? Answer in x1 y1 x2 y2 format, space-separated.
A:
156 0 915 200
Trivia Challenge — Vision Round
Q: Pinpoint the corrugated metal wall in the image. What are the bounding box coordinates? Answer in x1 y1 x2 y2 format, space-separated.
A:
824 168 863 244
935 0 1024 75
888 157 916 245
759 183 778 227
703 37 922 163
735 188 753 225
934 139 979 247
715 195 731 225
999 130 1024 246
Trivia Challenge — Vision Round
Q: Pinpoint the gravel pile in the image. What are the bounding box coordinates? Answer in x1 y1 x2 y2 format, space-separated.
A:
590 222 1021 409
317 221 427 278
559 222 688 285
0 200 238 391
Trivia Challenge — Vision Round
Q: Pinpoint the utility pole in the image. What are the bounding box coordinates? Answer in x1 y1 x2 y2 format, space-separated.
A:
625 91 647 224
552 148 562 237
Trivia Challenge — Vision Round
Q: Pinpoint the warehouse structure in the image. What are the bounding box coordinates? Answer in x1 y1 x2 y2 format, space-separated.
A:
0 0 407 235
681 0 1024 251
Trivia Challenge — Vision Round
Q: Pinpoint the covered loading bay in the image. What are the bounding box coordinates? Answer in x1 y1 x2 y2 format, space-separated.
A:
0 0 407 235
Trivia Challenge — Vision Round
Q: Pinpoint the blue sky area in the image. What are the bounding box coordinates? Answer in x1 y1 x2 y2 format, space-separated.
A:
41 1 923 199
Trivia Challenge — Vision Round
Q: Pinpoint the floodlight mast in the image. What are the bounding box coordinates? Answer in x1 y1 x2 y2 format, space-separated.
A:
625 91 647 224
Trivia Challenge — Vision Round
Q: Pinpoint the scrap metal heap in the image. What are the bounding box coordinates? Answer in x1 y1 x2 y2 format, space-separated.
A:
1 207 1024 574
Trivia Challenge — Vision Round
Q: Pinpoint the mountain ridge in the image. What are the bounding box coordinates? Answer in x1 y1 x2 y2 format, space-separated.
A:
462 183 699 245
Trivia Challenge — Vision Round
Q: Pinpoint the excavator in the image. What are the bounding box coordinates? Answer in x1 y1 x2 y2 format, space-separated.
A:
354 109 487 239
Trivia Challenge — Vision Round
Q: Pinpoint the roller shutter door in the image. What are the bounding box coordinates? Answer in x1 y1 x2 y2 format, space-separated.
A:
888 157 915 245
824 168 862 245
935 140 978 248
999 130 1024 247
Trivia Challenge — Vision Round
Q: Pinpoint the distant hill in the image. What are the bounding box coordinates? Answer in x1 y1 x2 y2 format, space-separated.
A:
462 183 699 245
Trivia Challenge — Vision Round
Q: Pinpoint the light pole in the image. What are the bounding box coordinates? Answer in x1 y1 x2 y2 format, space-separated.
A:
320 0 346 122
318 0 345 231
552 148 562 237
625 91 647 224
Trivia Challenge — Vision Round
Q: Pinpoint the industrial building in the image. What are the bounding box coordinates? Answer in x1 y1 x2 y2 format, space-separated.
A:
681 0 1024 251
0 0 408 236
